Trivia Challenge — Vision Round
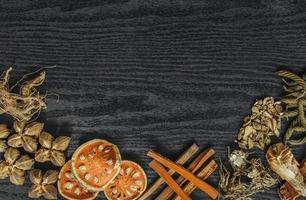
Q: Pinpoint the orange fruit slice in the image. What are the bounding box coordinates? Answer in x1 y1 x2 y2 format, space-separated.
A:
104 160 147 200
71 139 121 192
58 160 98 200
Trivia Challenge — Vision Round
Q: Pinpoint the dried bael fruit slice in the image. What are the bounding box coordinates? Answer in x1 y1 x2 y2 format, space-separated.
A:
104 160 147 200
58 161 98 200
71 139 121 192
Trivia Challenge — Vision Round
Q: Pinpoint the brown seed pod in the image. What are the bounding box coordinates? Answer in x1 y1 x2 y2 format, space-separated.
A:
104 160 147 200
28 169 59 199
35 132 70 166
7 120 44 153
71 139 121 192
58 160 98 200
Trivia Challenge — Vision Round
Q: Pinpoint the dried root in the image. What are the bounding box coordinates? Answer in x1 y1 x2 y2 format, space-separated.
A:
0 67 46 122
219 149 277 200
236 97 283 150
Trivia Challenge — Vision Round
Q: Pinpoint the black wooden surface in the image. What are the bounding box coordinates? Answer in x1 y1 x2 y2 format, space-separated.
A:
0 0 305 199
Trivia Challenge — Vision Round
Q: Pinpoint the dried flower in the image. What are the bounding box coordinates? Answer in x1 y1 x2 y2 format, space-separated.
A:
35 132 70 166
7 120 44 153
28 169 58 199
219 149 277 200
0 147 34 185
237 97 283 150
0 124 10 152
0 67 47 122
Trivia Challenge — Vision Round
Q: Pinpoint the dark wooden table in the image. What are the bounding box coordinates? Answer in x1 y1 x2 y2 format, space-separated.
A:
0 0 305 199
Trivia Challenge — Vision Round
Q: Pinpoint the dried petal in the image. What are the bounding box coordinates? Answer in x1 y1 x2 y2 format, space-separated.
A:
24 122 44 137
23 135 38 153
10 168 25 185
29 169 43 185
0 161 10 179
7 134 23 148
13 120 25 134
15 155 34 170
35 148 51 163
0 140 8 152
4 147 20 164
42 184 57 200
28 184 43 199
42 170 58 185
50 150 65 167
39 132 54 149
0 124 10 139
52 136 70 151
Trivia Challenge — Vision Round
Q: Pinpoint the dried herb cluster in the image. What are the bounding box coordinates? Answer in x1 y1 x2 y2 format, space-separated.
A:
277 70 306 145
237 97 283 150
219 150 277 200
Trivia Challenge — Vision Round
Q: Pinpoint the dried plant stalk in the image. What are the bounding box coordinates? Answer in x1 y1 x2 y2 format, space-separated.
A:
266 143 306 197
139 144 198 200
0 67 46 122
147 150 219 199
155 148 215 200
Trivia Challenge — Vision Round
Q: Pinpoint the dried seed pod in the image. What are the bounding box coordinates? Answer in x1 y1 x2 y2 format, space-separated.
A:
35 132 70 167
71 139 121 192
0 147 34 185
266 143 306 197
28 169 58 199
0 124 10 152
104 160 147 200
237 97 283 150
58 161 98 200
7 120 44 153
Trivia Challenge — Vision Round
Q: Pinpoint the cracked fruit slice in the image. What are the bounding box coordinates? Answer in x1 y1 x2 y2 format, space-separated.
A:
58 161 98 200
71 139 121 192
104 160 147 200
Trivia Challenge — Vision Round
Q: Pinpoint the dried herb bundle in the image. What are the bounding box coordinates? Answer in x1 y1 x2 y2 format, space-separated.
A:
237 97 283 150
7 120 44 153
219 149 277 200
0 67 46 122
0 147 34 185
35 132 70 166
277 70 306 145
28 169 58 199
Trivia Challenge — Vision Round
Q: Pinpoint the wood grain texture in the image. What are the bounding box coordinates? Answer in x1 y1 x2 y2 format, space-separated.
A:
0 0 305 199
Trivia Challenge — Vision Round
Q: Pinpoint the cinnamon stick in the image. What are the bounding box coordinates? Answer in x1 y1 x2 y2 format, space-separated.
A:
149 161 191 200
139 144 199 200
147 150 219 199
155 148 215 200
173 160 218 200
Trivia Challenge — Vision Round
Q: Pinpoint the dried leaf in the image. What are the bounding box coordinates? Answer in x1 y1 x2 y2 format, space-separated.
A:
29 169 43 185
42 184 57 199
52 136 70 151
4 147 20 164
50 150 65 167
42 170 58 185
24 122 43 137
15 155 34 170
22 135 38 153
39 132 54 149
0 124 10 139
35 148 51 163
7 134 23 148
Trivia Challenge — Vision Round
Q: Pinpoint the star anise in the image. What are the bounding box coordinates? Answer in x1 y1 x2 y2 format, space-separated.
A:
0 124 10 152
35 132 70 166
7 120 44 153
0 147 35 185
28 169 58 199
